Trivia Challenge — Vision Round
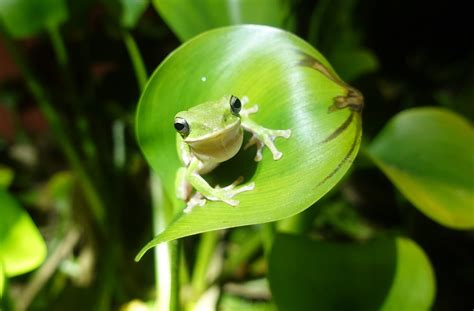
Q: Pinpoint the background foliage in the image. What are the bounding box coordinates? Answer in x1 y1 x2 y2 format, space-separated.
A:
0 0 472 310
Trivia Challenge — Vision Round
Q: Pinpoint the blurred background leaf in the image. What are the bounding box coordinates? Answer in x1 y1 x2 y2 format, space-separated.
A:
119 0 149 29
269 234 435 311
0 165 13 189
0 189 47 277
135 25 362 259
368 108 474 229
152 0 295 41
307 0 378 82
0 0 68 38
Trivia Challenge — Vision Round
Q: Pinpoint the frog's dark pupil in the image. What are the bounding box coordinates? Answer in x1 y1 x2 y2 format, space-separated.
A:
174 123 184 131
230 95 241 114
234 99 241 109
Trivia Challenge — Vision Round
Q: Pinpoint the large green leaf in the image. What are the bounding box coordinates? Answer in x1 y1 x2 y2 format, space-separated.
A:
153 0 294 41
0 190 47 277
119 0 149 28
268 234 435 311
135 25 363 260
368 108 474 229
0 0 67 38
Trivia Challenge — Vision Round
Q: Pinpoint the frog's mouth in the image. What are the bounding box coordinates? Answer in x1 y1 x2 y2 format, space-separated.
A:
184 120 243 163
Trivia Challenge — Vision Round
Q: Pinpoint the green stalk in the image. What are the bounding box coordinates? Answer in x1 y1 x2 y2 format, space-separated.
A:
0 26 105 225
47 25 67 66
47 25 98 163
122 31 148 91
123 31 181 310
222 232 261 277
191 231 219 301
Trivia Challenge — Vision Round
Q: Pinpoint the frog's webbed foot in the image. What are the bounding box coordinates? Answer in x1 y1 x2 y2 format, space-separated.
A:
240 96 291 161
244 129 291 161
208 176 255 206
184 192 206 214
240 98 259 117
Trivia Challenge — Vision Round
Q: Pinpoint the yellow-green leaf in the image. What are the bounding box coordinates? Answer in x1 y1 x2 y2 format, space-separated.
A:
135 25 363 260
153 0 294 41
0 0 67 38
0 190 47 277
368 108 474 229
269 234 435 311
119 0 149 29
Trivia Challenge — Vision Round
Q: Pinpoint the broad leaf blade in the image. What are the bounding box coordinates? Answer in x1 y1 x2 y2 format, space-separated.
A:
153 0 294 41
268 234 435 311
135 25 362 260
119 0 149 28
0 190 47 277
368 108 474 229
0 0 67 38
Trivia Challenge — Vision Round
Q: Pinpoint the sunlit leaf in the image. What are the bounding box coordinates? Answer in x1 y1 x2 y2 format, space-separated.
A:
152 0 294 41
0 166 14 189
119 0 149 28
135 25 363 260
268 234 435 311
368 108 474 229
0 190 47 277
0 0 67 38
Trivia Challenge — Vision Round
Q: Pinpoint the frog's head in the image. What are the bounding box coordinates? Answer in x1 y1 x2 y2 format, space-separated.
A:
174 95 244 162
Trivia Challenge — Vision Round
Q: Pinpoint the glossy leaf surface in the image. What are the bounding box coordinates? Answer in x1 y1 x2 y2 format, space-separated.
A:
136 25 363 260
0 0 67 38
153 0 294 41
368 108 474 229
269 234 435 311
0 190 47 277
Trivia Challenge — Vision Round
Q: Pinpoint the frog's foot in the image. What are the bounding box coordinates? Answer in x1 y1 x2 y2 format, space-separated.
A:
240 97 259 117
184 192 206 214
208 177 255 206
244 128 292 161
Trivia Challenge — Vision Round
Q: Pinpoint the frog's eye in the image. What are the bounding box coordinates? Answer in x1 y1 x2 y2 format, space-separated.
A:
230 95 241 115
174 117 190 137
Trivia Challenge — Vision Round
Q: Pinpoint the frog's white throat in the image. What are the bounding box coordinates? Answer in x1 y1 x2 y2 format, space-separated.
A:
186 121 243 164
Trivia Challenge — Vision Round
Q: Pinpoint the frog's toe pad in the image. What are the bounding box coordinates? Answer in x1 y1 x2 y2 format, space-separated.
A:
273 151 283 160
224 199 239 206
279 129 292 139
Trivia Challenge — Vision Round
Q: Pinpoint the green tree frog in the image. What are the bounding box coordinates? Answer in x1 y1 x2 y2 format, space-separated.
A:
174 95 291 213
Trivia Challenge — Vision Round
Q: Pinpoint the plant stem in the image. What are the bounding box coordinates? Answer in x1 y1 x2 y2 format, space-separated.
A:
151 174 180 311
0 27 105 226
47 25 98 163
169 240 181 311
122 30 148 91
222 232 261 277
191 231 219 300
47 25 67 66
123 30 181 311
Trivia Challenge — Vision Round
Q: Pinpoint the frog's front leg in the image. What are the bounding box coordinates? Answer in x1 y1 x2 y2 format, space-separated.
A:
240 97 291 161
183 158 254 212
